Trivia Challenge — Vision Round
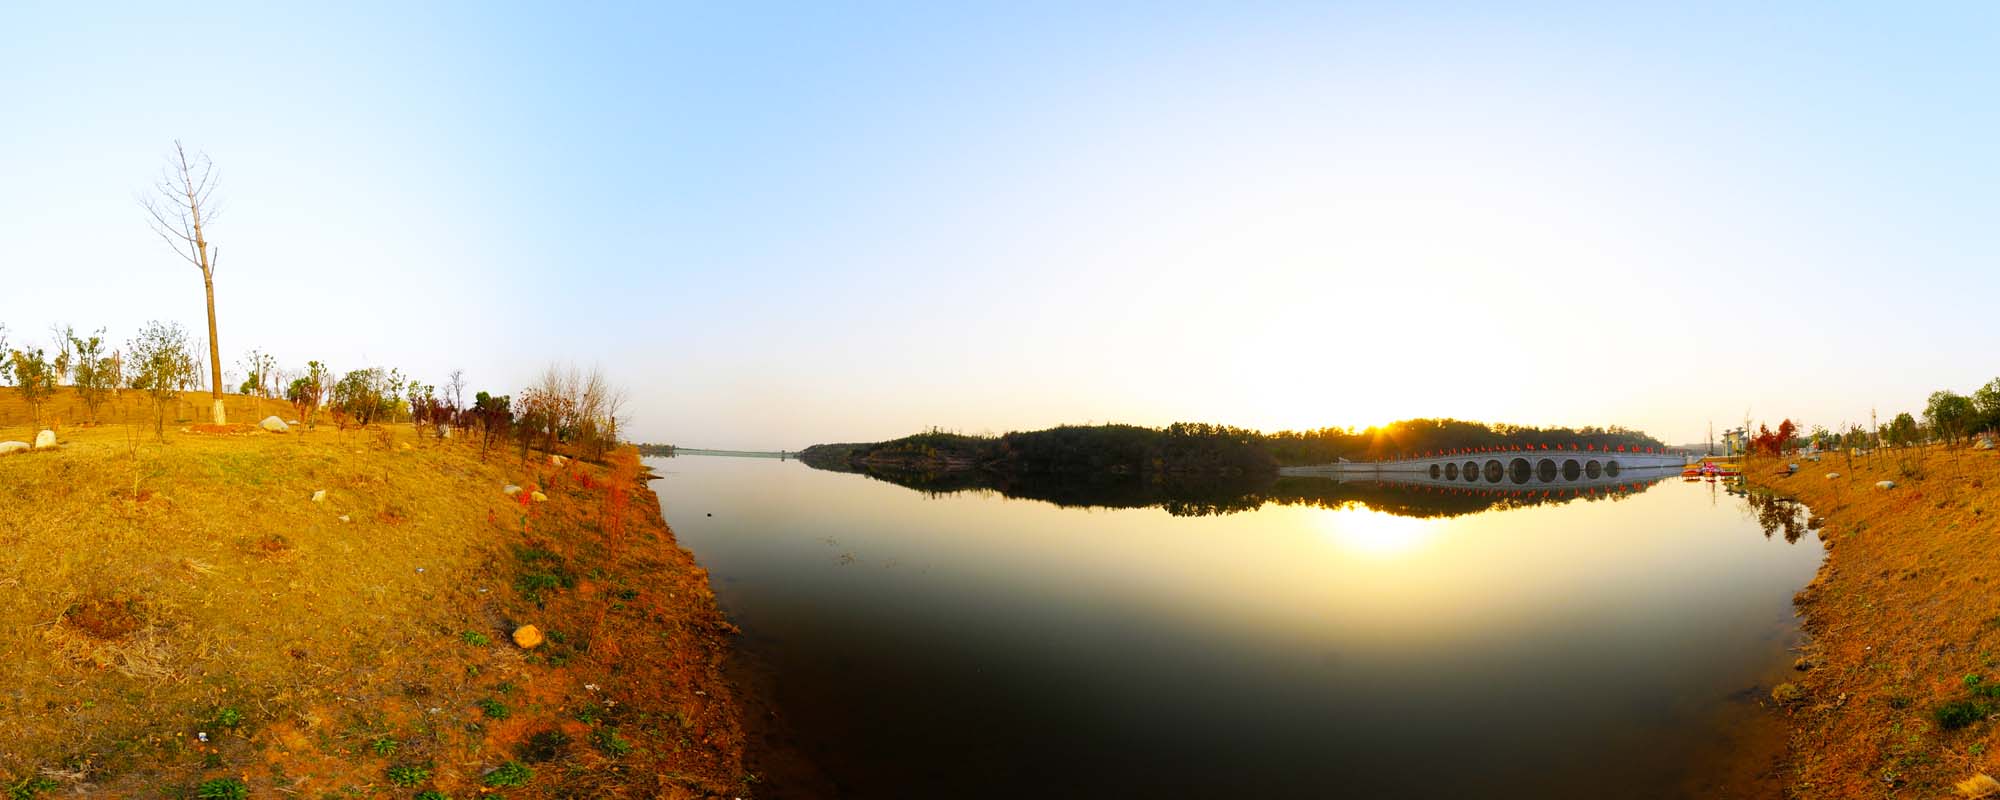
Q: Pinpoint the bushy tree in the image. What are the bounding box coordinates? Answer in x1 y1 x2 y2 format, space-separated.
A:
330 368 398 427
67 327 118 423
1974 378 2000 434
4 344 57 428
286 361 329 427
1886 412 1920 448
472 391 511 459
127 321 198 436
1924 390 1976 447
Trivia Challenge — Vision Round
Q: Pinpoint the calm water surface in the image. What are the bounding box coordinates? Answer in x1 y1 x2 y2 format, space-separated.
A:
650 456 1821 799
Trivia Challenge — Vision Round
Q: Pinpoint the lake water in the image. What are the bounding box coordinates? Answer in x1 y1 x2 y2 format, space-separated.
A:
650 456 1822 799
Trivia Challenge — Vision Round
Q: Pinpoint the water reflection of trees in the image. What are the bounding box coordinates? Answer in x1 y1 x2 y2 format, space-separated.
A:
830 465 1669 519
1742 491 1813 543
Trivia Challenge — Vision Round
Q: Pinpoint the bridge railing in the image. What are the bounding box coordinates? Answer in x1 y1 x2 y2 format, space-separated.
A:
1372 445 1679 463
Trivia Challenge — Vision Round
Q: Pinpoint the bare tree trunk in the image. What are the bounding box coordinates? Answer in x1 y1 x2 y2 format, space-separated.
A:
204 274 223 424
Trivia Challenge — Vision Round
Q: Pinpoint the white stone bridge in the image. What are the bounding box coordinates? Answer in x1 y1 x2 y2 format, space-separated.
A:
1280 445 1685 486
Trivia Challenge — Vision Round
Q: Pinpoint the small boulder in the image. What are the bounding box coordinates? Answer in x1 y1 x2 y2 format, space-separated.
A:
512 624 545 649
503 485 523 496
531 491 549 502
311 490 327 503
1771 682 1806 705
1825 472 1841 480
33 430 56 449
1875 480 1896 490
0 441 29 456
549 454 568 468
260 416 290 433
338 515 351 524
1793 656 1816 671
286 419 301 426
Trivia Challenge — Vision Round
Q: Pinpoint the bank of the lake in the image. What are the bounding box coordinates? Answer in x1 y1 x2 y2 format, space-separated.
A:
0 408 748 799
1748 447 2000 796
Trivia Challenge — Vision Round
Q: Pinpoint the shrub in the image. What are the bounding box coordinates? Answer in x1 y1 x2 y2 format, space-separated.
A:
1935 699 1988 730
477 698 510 719
460 631 491 647
592 727 633 757
194 778 249 800
386 763 432 787
6 776 60 800
483 761 532 788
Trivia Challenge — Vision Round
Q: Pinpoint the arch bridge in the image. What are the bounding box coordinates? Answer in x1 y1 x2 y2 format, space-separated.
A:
1280 445 1684 485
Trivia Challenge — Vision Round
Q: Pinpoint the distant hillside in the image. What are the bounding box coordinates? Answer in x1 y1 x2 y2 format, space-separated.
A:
800 418 1669 478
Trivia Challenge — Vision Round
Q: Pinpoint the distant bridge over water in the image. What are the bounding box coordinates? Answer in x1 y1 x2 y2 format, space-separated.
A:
1281 446 1685 486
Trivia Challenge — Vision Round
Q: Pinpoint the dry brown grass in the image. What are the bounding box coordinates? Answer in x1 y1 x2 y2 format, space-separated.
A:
1750 447 2000 798
0 415 748 798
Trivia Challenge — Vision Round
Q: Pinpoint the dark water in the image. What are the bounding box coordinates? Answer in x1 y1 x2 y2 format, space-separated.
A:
650 457 1821 799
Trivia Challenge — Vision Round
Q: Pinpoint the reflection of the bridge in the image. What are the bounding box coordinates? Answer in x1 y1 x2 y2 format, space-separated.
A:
803 461 1678 519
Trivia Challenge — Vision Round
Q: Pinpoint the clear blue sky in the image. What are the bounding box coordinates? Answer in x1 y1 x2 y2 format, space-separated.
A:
5 2 1998 447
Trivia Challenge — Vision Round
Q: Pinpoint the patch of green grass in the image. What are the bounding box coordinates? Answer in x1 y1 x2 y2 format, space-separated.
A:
386 763 431 787
460 631 491 647
477 698 510 719
591 727 632 757
414 791 450 800
370 735 398 756
6 776 60 800
482 761 532 788
194 778 250 800
211 706 244 729
1935 699 1988 730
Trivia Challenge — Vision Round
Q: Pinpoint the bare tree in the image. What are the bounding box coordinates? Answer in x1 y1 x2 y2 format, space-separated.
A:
446 369 466 412
142 140 228 424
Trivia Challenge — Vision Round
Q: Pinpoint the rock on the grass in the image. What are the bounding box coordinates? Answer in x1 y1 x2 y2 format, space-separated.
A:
512 624 545 649
311 490 327 503
1825 472 1841 479
1876 480 1896 490
1771 682 1806 705
549 454 568 467
260 416 290 433
503 485 523 496
531 491 549 502
33 430 55 449
0 441 28 456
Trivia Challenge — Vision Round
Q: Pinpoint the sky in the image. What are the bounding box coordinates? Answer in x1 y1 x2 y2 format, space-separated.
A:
4 2 1999 448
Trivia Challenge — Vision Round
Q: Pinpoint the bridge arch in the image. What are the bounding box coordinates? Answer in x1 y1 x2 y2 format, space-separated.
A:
1536 458 1557 482
1430 463 1442 479
1585 460 1602 478
1444 462 1459 479
1463 461 1478 482
1483 460 1503 482
1606 460 1621 476
1562 459 1581 480
1508 458 1531 485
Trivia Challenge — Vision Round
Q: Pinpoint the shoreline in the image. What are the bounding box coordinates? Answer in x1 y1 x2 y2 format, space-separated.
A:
1748 447 2000 796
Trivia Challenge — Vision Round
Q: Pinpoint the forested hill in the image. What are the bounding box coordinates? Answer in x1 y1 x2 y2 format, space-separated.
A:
798 419 1667 477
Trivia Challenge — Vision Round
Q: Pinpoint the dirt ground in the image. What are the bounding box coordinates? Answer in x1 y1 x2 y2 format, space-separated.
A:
0 403 751 798
1749 445 2000 798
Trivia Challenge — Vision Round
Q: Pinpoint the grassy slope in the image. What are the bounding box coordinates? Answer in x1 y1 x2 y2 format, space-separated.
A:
1749 447 2000 797
0 400 748 799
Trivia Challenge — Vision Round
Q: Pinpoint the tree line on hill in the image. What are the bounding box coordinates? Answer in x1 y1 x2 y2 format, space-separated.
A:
1751 376 2000 459
0 320 630 464
799 418 1670 479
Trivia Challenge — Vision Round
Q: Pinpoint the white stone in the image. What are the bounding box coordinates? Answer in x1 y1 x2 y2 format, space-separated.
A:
549 454 568 467
260 416 289 433
287 420 301 426
1875 480 1896 490
0 441 29 456
311 490 327 503
503 485 523 496
531 491 549 502
338 515 351 523
33 430 55 449
1825 472 1841 479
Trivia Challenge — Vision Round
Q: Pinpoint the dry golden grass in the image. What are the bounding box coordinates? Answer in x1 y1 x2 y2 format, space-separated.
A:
0 408 747 798
1750 447 2000 798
